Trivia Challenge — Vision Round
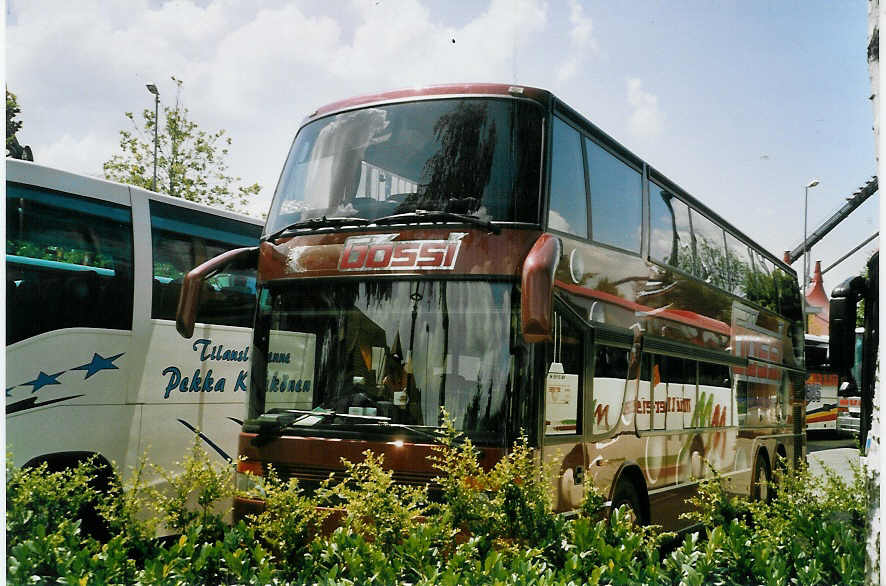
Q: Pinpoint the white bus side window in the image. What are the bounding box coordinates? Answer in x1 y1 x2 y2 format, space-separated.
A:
149 201 260 326
6 183 134 344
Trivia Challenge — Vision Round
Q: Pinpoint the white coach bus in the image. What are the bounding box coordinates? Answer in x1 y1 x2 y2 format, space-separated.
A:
6 158 262 488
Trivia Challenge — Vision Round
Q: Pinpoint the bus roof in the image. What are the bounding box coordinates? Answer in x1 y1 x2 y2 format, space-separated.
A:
7 158 263 226
305 83 552 123
296 84 795 277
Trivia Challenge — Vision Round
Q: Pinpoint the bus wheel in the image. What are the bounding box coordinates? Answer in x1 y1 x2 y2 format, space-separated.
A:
751 453 772 503
611 480 646 525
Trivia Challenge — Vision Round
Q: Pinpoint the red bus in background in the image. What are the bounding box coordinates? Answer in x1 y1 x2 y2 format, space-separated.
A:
176 84 805 530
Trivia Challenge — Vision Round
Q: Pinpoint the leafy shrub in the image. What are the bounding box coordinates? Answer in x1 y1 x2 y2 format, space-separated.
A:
6 434 869 585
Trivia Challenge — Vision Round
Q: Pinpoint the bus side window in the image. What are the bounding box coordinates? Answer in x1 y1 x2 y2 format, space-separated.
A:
690 211 728 290
635 354 652 431
662 357 695 431
585 137 642 254
6 184 134 345
547 117 588 239
698 362 731 427
591 345 629 434
149 201 260 326
649 181 676 265
544 312 583 436
652 355 668 430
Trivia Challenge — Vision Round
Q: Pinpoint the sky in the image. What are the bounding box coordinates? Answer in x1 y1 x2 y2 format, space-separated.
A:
6 0 879 297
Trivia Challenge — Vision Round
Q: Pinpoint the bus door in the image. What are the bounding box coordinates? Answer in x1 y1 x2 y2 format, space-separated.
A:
541 309 589 512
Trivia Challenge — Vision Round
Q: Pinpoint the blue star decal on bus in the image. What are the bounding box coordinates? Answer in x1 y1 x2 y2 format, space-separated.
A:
72 352 125 379
24 371 65 394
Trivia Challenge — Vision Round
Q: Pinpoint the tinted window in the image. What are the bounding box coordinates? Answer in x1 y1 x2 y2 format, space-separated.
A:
268 98 544 234
649 181 676 264
592 345 629 434
545 311 583 435
746 250 779 312
691 210 727 289
6 183 134 344
666 197 693 272
150 201 260 326
548 117 588 238
586 139 642 253
725 232 753 296
698 362 732 428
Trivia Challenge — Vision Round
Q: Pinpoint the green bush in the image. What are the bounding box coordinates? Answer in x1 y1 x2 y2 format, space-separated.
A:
6 435 868 585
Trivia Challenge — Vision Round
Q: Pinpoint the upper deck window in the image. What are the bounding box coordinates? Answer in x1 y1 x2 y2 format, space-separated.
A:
266 97 544 236
586 139 642 253
548 117 588 238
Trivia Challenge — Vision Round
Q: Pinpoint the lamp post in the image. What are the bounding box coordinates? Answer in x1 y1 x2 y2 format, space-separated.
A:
146 84 160 192
802 178 820 332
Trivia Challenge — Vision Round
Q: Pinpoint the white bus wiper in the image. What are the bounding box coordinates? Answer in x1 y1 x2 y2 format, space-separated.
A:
263 216 371 242
373 210 500 234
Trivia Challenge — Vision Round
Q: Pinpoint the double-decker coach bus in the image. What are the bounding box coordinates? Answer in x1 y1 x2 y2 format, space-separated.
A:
6 159 262 491
176 84 805 529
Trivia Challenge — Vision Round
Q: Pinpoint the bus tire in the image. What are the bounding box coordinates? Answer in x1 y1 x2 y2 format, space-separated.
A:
23 452 116 540
611 479 646 525
751 452 772 503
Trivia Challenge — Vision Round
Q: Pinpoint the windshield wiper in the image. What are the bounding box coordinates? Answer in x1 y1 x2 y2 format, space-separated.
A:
246 408 392 445
373 210 500 234
350 422 443 444
263 216 371 242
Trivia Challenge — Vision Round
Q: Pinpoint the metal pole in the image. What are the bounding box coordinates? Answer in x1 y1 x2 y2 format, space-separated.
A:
822 231 879 275
152 92 159 193
803 185 808 332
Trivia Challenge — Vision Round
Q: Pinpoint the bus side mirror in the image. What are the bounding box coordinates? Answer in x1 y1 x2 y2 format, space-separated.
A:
176 246 259 338
521 234 561 344
828 275 864 374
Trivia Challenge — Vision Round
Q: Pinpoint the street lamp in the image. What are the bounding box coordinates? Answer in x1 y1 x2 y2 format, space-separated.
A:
802 178 820 332
146 84 160 192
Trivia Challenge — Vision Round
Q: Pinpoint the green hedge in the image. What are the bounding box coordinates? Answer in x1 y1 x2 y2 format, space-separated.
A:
7 425 867 585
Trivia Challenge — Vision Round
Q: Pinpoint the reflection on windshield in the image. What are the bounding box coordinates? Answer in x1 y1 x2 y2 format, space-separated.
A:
265 98 543 235
255 280 517 441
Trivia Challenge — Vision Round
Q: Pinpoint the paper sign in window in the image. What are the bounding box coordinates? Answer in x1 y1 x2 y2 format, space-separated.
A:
545 369 579 435
265 330 316 411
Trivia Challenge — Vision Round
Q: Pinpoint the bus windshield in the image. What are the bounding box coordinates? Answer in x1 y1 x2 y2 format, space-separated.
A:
265 98 544 236
252 279 520 445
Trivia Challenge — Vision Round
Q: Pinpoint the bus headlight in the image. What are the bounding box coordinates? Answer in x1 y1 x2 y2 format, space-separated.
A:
236 458 264 495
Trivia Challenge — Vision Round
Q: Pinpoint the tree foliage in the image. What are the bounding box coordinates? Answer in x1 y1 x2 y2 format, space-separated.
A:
103 77 260 214
6 88 34 161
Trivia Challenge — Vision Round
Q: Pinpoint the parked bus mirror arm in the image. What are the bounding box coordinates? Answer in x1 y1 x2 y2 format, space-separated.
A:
521 234 561 343
175 246 259 338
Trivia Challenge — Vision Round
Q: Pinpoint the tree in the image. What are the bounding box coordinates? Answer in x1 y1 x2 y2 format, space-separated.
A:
103 77 260 214
7 88 34 161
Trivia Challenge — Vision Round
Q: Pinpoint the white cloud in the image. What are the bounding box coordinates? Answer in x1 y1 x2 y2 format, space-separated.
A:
556 0 595 83
7 0 549 213
38 133 118 178
556 58 578 84
627 78 663 138
568 0 594 50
